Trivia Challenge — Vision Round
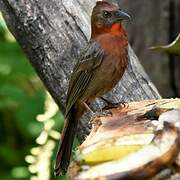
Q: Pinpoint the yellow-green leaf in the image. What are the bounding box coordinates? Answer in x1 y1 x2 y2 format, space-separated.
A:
149 33 180 55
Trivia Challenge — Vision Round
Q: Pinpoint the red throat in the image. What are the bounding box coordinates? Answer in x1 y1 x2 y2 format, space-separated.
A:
110 23 123 35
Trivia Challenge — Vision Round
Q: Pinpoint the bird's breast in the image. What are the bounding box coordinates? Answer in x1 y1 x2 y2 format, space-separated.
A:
100 52 128 85
81 34 128 102
82 51 128 103
96 33 128 57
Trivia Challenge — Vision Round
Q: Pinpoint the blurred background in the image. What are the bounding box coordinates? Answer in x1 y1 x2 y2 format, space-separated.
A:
0 0 179 180
121 0 180 97
0 14 66 180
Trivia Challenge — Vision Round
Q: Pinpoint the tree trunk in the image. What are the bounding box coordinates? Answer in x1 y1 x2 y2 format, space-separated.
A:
0 0 160 140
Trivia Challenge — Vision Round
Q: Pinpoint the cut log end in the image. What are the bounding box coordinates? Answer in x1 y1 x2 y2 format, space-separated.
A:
69 99 180 180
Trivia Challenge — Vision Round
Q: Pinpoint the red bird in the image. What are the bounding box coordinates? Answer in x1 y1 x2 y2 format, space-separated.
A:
55 0 130 176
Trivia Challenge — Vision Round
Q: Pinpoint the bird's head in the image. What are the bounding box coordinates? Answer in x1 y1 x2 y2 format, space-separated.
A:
91 0 130 38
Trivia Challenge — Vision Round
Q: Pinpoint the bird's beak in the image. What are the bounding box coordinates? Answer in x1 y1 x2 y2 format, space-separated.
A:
114 10 131 22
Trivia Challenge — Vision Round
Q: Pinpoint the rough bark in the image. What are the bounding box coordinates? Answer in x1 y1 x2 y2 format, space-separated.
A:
0 0 160 140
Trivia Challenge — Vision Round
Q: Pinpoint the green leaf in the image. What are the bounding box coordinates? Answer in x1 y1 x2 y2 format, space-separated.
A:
0 145 21 166
53 112 64 131
149 33 180 55
0 42 34 81
0 13 15 42
15 91 45 138
11 166 29 178
0 84 25 109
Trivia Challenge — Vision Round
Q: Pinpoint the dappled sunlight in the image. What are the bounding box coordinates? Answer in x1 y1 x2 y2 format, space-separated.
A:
26 93 60 180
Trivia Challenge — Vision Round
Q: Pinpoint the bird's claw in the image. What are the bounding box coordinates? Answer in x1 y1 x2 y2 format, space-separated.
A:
89 110 112 126
92 110 113 119
102 101 129 111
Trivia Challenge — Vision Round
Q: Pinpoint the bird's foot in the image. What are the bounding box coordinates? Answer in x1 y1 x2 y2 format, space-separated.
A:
103 102 128 110
89 110 112 126
101 97 128 111
92 110 113 119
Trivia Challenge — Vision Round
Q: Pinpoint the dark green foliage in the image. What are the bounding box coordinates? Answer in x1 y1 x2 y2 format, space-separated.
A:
0 15 64 180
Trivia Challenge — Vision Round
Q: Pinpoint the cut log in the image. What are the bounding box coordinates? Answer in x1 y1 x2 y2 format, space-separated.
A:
69 99 180 180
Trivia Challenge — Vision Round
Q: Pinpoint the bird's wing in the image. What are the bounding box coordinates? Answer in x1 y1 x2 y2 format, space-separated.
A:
65 41 105 117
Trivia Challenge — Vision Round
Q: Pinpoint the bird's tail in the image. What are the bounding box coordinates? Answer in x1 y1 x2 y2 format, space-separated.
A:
54 108 78 176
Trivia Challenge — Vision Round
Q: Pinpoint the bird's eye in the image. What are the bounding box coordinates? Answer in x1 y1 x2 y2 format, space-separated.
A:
103 11 112 18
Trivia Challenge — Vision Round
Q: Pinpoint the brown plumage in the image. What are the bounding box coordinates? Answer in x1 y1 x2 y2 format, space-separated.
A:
55 0 130 176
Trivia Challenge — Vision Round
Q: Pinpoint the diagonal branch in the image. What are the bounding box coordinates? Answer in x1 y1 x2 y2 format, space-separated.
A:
0 0 161 140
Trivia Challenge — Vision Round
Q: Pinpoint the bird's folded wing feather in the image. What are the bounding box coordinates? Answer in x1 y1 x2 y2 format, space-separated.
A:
65 41 105 117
